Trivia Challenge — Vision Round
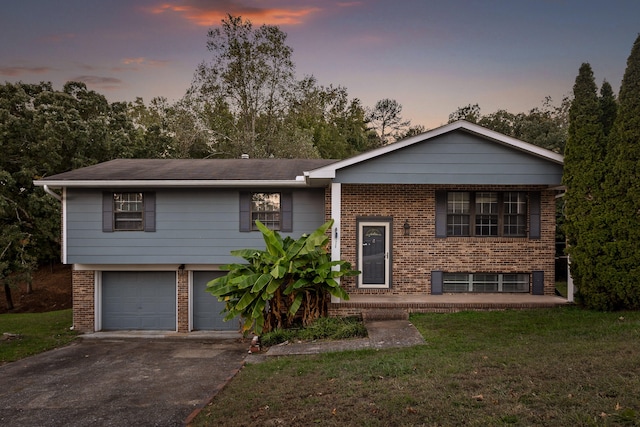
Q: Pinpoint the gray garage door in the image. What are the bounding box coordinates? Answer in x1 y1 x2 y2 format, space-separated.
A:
193 271 239 331
102 271 176 330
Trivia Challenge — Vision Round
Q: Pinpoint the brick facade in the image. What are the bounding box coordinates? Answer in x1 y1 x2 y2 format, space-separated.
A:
334 184 556 296
72 269 95 333
177 270 189 333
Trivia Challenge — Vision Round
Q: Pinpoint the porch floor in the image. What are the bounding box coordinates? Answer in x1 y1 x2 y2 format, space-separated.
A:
330 294 570 316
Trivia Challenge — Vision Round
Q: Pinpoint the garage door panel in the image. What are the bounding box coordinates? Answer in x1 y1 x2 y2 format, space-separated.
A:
193 271 239 331
102 271 176 330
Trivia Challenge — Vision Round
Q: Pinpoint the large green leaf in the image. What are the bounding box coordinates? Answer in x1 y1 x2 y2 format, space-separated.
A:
251 298 266 319
234 290 259 311
256 220 285 257
302 219 333 253
229 249 261 261
270 262 287 279
236 274 260 289
288 293 304 316
326 285 350 300
284 233 307 258
265 277 283 294
251 273 272 292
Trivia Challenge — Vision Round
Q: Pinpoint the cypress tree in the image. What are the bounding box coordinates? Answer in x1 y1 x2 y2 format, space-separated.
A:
598 80 617 136
562 63 609 308
602 34 640 310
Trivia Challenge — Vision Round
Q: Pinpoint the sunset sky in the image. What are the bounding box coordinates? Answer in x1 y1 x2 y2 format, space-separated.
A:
2 0 638 129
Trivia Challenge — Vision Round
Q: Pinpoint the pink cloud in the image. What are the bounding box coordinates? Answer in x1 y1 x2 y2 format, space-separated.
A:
148 1 321 26
0 66 52 77
121 57 169 67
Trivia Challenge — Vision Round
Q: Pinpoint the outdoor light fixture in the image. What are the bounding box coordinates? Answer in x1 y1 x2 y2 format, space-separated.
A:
403 219 411 236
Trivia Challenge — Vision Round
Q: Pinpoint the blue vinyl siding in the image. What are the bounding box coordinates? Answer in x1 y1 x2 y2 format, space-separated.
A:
65 188 326 264
334 131 563 185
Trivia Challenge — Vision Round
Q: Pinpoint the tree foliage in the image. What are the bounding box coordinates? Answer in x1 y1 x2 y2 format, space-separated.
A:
448 97 570 153
367 98 411 145
0 81 161 307
206 220 359 335
189 15 378 159
562 63 610 309
597 34 640 310
191 14 303 158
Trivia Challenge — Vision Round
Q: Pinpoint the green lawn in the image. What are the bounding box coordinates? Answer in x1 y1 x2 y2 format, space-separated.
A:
0 309 78 364
194 307 640 426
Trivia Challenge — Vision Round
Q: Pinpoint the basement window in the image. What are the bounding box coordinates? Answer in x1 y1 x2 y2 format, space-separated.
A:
443 273 529 293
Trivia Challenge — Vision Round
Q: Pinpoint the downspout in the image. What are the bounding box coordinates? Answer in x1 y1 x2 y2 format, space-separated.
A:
43 185 62 202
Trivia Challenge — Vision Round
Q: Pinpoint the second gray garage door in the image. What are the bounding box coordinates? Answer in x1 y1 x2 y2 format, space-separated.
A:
193 271 240 331
102 271 176 330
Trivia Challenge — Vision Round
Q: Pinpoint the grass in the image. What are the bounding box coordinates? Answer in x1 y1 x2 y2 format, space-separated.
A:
260 316 367 347
0 309 78 364
556 280 568 298
193 307 640 426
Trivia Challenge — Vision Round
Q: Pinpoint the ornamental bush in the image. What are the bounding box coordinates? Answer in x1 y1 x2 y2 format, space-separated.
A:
206 219 359 335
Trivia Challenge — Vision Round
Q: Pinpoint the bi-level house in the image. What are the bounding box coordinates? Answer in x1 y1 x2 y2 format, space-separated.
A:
35 121 566 333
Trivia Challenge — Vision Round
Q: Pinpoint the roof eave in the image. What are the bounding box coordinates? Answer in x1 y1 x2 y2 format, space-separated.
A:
34 178 309 188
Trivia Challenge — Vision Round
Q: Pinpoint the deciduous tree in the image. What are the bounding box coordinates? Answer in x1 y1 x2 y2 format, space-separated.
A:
367 98 410 145
192 14 297 158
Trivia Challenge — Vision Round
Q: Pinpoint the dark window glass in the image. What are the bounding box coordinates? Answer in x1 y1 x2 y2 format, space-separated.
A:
113 192 143 231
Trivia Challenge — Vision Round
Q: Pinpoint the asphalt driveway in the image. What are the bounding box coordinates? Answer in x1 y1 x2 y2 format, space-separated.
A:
0 337 247 426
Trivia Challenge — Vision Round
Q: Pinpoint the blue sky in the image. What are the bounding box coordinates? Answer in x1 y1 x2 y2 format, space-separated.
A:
1 0 638 128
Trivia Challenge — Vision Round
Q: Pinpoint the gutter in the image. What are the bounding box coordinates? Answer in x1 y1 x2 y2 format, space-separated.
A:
34 178 310 189
43 184 62 201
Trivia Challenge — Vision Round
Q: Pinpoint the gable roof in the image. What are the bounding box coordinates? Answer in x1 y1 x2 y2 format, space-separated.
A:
36 158 338 188
305 120 564 180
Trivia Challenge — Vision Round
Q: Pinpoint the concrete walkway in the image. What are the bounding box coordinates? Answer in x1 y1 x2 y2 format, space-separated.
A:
247 319 425 362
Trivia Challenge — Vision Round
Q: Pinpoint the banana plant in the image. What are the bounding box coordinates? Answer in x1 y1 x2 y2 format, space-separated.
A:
206 219 359 335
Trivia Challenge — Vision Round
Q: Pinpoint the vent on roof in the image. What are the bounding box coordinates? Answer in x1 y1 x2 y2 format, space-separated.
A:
241 154 249 159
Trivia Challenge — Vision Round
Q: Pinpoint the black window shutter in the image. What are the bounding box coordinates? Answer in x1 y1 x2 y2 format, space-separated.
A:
281 192 293 232
144 192 156 232
431 270 443 295
529 192 541 239
435 190 447 238
102 192 113 232
239 192 251 232
532 270 544 295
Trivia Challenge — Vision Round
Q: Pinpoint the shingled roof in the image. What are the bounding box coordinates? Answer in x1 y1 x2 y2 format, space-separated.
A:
37 158 338 186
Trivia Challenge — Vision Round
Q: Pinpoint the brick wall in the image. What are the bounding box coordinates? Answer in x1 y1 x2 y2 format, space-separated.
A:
335 184 556 296
72 269 95 332
177 270 189 332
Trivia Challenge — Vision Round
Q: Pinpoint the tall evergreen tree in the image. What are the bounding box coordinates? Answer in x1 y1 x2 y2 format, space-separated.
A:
598 80 617 136
562 63 609 308
601 34 640 310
